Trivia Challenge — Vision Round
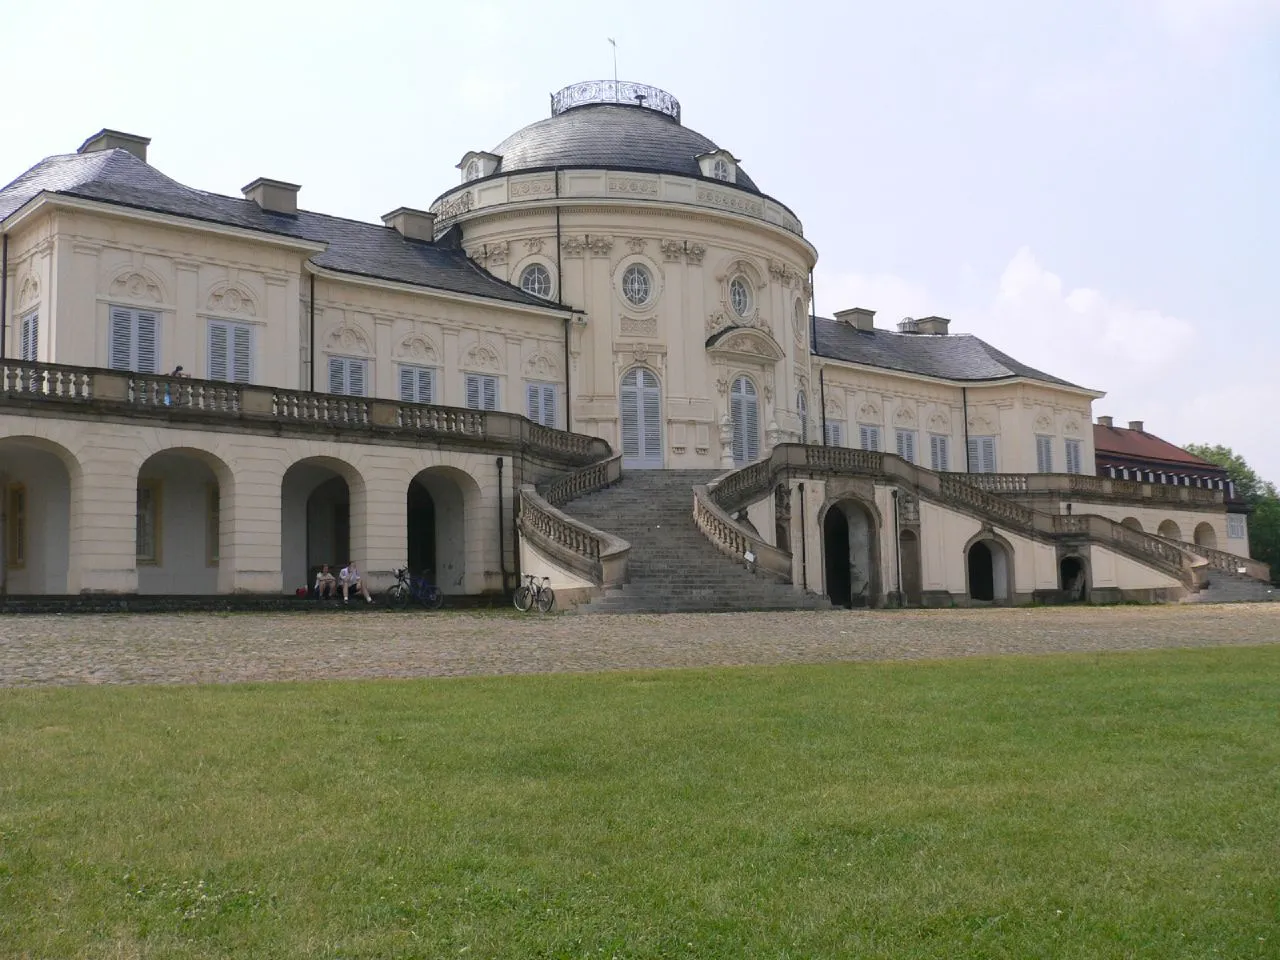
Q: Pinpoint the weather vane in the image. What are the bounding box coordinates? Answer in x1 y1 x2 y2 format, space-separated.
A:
608 38 618 82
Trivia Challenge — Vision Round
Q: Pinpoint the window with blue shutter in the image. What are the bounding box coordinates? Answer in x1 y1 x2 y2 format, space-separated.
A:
859 424 881 452
823 421 845 446
108 305 160 373
1064 439 1082 475
929 434 950 472
398 364 435 404
464 373 499 411
796 391 808 443
730 376 759 466
327 356 367 396
895 429 916 464
525 382 558 427
1036 435 1053 473
967 436 997 473
19 310 38 361
208 320 253 383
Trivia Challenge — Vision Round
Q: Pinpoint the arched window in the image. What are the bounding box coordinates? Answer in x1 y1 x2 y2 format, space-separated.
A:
464 159 481 182
712 157 731 181
729 276 752 317
519 263 553 299
730 375 760 466
621 264 653 307
797 390 809 444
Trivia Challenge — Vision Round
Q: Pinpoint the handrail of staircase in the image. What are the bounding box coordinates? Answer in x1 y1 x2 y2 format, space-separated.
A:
538 452 624 508
518 482 630 588
692 480 793 582
1149 532 1271 583
964 471 1225 505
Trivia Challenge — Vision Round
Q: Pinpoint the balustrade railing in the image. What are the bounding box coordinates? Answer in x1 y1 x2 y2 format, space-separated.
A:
540 453 623 508
2 361 93 400
804 446 883 475
272 389 370 426
396 404 484 435
1150 533 1271 582
938 475 1035 528
693 483 792 582
966 470 1221 505
129 373 242 413
964 473 1030 494
518 482 629 587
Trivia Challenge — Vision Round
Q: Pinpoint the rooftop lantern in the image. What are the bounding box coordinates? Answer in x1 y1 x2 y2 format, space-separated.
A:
549 81 681 124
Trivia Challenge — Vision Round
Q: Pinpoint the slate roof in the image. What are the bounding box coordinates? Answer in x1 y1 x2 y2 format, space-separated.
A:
490 103 762 194
0 149 558 309
812 316 1087 389
1093 424 1223 470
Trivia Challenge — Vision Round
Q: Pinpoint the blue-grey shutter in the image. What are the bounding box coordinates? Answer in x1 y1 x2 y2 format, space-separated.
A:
109 307 133 370
482 375 497 410
979 438 996 473
347 359 366 397
897 430 915 463
465 374 481 409
20 311 37 361
328 356 345 394
1036 436 1052 473
135 311 159 373
418 367 434 404
231 324 252 383
620 369 640 460
208 322 230 381
744 382 759 462
967 438 979 472
860 425 880 452
931 435 949 472
526 383 541 421
541 384 557 428
640 371 661 461
399 366 416 402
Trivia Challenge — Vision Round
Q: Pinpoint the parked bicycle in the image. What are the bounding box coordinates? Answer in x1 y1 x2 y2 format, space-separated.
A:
513 574 555 613
385 567 445 610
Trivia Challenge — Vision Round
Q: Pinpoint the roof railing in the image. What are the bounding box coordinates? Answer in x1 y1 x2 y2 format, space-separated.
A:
550 81 681 124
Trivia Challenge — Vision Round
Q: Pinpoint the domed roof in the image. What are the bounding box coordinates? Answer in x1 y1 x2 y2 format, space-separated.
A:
490 82 761 194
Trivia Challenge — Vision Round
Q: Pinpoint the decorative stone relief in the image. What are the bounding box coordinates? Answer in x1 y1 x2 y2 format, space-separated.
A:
395 333 440 364
510 179 555 198
969 414 996 433
894 404 917 425
928 411 951 432
659 239 683 262
858 402 881 421
709 328 785 363
562 237 585 258
767 260 804 287
626 238 647 254
899 493 920 524
206 283 258 317
524 238 545 254
608 177 659 196
524 350 560 379
587 236 613 257
1034 412 1054 431
16 273 39 309
620 316 658 338
327 323 372 355
825 395 845 418
685 243 706 265
462 337 504 372
763 370 775 402
467 241 508 267
715 376 730 396
110 270 164 303
1063 417 1082 436
696 186 765 218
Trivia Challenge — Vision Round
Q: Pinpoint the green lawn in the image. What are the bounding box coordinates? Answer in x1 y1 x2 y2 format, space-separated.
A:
1 648 1277 959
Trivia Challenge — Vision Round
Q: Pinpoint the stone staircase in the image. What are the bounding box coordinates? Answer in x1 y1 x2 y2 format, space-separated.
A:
561 470 830 614
1186 568 1277 604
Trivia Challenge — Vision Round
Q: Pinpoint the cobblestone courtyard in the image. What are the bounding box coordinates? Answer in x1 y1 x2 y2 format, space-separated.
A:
1 604 1278 687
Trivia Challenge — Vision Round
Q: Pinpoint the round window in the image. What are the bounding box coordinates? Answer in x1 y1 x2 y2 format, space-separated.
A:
622 264 653 307
520 263 552 299
730 277 752 317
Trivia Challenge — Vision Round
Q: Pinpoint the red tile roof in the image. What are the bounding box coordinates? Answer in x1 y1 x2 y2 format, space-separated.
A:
1093 424 1223 470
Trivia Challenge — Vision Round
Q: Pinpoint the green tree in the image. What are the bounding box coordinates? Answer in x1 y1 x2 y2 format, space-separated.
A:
1184 443 1280 580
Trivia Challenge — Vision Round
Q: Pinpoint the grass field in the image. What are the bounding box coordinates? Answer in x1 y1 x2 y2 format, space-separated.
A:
1 646 1277 959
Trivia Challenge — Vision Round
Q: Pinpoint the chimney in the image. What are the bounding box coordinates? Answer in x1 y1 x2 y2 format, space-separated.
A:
382 207 437 242
1097 416 1113 428
915 315 951 335
834 307 876 332
242 178 300 216
1128 420 1144 432
78 129 150 162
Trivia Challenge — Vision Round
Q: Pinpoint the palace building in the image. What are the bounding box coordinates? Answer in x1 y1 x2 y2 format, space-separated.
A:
0 81 1268 608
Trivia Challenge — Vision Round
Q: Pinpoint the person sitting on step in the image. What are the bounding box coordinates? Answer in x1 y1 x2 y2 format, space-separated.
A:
339 561 372 604
314 564 336 600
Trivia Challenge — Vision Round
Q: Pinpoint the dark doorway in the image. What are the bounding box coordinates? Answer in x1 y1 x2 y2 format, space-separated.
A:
899 529 922 606
774 484 791 554
407 479 437 581
969 541 995 602
1059 556 1086 602
824 507 851 607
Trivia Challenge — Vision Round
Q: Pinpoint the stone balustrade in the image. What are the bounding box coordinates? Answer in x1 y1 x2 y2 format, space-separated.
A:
540 453 623 508
1 360 609 466
965 471 1224 506
1150 532 1271 582
518 483 630 587
692 482 792 581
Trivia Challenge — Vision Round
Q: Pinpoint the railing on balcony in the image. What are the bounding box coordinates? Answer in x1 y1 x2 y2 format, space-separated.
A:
0 360 609 466
965 471 1224 506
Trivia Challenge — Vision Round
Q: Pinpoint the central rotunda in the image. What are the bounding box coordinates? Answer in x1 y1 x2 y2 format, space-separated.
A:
431 80 818 470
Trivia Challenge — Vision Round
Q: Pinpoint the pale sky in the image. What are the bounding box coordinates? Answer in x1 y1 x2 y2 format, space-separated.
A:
6 0 1278 480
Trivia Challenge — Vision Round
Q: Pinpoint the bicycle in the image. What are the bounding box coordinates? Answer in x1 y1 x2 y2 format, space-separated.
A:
512 574 555 613
385 566 445 610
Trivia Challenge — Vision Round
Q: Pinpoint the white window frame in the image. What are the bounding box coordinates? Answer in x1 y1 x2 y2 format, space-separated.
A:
19 309 38 361
712 157 731 181
108 305 161 374
398 363 436 404
327 355 368 397
929 434 950 472
525 380 558 428
621 264 653 308
968 436 997 473
207 319 254 384
465 373 499 411
824 421 845 447
1064 439 1083 475
895 428 917 464
859 424 881 452
519 263 554 299
729 276 752 317
1036 434 1054 473
1228 514 1246 540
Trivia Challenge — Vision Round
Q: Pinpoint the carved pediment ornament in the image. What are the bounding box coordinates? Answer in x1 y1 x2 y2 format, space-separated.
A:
895 405 916 425
928 412 951 432
659 239 683 262
1064 417 1082 436
825 396 845 418
524 350 560 379
685 243 706 265
395 333 440 364
859 402 881 420
561 237 585 258
462 338 504 372
707 327 785 363
1034 413 1054 431
16 273 39 308
626 237 647 254
969 415 995 433
587 236 614 257
467 241 508 267
206 282 258 317
110 269 164 304
327 322 372 355
524 237 545 254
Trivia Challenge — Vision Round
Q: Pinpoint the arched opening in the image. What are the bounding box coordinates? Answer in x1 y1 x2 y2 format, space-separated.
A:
823 499 877 608
406 466 478 594
136 448 232 595
1121 517 1143 532
899 529 922 606
773 484 791 553
967 538 1012 603
0 437 78 594
1059 555 1088 602
281 457 363 595
1193 522 1218 550
730 375 760 466
619 366 663 469
1158 519 1182 541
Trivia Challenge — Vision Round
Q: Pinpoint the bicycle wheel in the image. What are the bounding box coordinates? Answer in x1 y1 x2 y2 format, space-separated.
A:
513 585 534 613
535 586 556 613
423 586 445 610
386 584 407 606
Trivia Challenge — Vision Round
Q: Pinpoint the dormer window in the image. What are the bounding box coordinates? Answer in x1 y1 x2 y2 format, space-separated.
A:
696 149 738 184
457 151 501 184
464 159 481 182
712 158 731 181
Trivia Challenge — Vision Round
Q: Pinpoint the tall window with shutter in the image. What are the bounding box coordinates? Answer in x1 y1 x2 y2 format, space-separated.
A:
895 429 916 464
619 367 663 469
525 382 558 427
327 356 367 396
796 391 808 444
930 434 950 472
967 436 997 473
824 421 845 446
19 310 38 361
207 320 253 383
398 364 436 404
1036 435 1054 473
464 373 499 411
730 375 760 466
1064 439 1083 475
108 306 160 373
859 424 881 452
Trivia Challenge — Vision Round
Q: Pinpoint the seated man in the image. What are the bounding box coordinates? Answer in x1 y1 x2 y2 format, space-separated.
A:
314 564 336 600
339 561 372 604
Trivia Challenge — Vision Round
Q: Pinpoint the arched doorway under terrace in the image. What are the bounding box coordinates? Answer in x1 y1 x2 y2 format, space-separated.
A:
1193 522 1218 550
822 498 879 608
406 466 481 594
281 457 365 594
0 436 80 594
1059 555 1088 602
966 535 1014 604
135 447 234 595
1121 517 1143 532
898 529 922 606
1157 519 1182 541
